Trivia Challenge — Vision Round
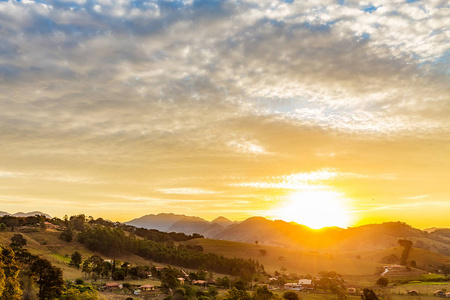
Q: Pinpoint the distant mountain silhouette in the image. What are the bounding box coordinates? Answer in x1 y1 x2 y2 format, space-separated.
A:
211 216 234 227
125 213 450 256
168 217 226 236
125 213 203 231
0 211 51 218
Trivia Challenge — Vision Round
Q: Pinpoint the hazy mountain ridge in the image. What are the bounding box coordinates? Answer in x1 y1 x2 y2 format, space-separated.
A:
125 214 450 256
125 213 235 233
0 211 51 218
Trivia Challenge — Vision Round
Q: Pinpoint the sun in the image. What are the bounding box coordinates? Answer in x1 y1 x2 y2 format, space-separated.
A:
273 190 351 229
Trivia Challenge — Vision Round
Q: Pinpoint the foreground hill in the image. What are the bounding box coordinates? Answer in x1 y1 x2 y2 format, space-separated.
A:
0 228 152 281
181 237 450 276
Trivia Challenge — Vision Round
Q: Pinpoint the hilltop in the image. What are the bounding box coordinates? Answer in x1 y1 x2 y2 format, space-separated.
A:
126 214 450 257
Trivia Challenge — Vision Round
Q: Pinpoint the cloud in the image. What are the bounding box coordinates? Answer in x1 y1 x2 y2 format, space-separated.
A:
157 188 220 195
0 0 448 225
233 169 366 190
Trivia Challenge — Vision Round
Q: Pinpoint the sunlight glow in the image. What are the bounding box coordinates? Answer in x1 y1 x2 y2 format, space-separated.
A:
274 190 351 229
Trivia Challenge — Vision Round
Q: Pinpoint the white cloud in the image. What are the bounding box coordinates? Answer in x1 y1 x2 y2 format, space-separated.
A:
157 188 220 195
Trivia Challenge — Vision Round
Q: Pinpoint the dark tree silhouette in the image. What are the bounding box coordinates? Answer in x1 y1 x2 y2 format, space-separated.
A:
69 251 82 269
10 234 27 248
398 239 413 266
30 257 64 300
376 277 389 287
361 288 379 300
283 291 299 300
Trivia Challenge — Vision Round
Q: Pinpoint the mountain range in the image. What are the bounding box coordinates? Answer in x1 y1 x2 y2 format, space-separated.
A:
126 213 450 257
0 211 51 218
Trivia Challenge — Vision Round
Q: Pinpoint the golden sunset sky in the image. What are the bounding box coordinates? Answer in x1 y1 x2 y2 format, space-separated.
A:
0 0 449 229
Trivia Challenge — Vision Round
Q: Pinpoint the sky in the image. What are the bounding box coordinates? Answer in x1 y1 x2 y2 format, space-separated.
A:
0 0 449 229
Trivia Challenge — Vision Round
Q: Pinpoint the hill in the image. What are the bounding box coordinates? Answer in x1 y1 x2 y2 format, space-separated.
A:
181 238 383 276
126 214 450 257
211 216 234 227
167 216 224 236
0 228 152 281
125 213 203 231
1 214 449 281
361 246 450 271
181 237 450 276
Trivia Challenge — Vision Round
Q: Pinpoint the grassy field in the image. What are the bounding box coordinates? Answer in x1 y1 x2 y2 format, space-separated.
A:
1 226 448 300
359 247 450 270
392 283 450 295
181 238 384 276
0 227 163 283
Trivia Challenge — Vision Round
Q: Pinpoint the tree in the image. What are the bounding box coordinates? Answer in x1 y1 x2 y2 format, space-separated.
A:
69 251 82 269
81 260 91 278
0 246 22 300
376 277 389 287
88 255 103 278
283 291 299 300
233 281 247 291
30 257 64 300
361 288 379 300
224 287 251 300
122 283 134 295
219 276 231 289
253 285 275 300
208 286 218 299
59 227 73 242
398 239 413 266
112 270 125 281
69 215 86 231
161 267 179 294
10 234 27 248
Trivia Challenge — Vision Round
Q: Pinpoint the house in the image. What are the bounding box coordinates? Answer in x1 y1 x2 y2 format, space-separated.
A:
408 290 419 296
298 279 313 289
139 284 155 291
43 222 59 230
445 292 450 298
348 288 357 294
284 283 300 290
104 283 121 290
177 277 185 285
192 280 207 287
434 290 444 297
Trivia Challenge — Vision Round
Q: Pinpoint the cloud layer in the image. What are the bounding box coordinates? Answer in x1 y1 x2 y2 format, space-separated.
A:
0 0 448 227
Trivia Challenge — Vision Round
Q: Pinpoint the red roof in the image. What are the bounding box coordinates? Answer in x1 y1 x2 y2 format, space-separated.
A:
105 283 119 287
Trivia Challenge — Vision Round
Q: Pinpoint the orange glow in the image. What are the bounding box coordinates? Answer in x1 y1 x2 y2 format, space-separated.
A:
273 190 352 229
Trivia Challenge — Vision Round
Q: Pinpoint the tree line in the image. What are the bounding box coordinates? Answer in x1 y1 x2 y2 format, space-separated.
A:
77 224 263 276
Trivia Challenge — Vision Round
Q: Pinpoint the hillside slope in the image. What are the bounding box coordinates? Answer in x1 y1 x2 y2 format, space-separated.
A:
0 228 158 280
181 238 384 276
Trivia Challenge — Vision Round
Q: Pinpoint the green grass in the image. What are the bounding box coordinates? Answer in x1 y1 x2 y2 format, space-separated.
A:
0 228 165 281
392 283 450 295
420 274 447 280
